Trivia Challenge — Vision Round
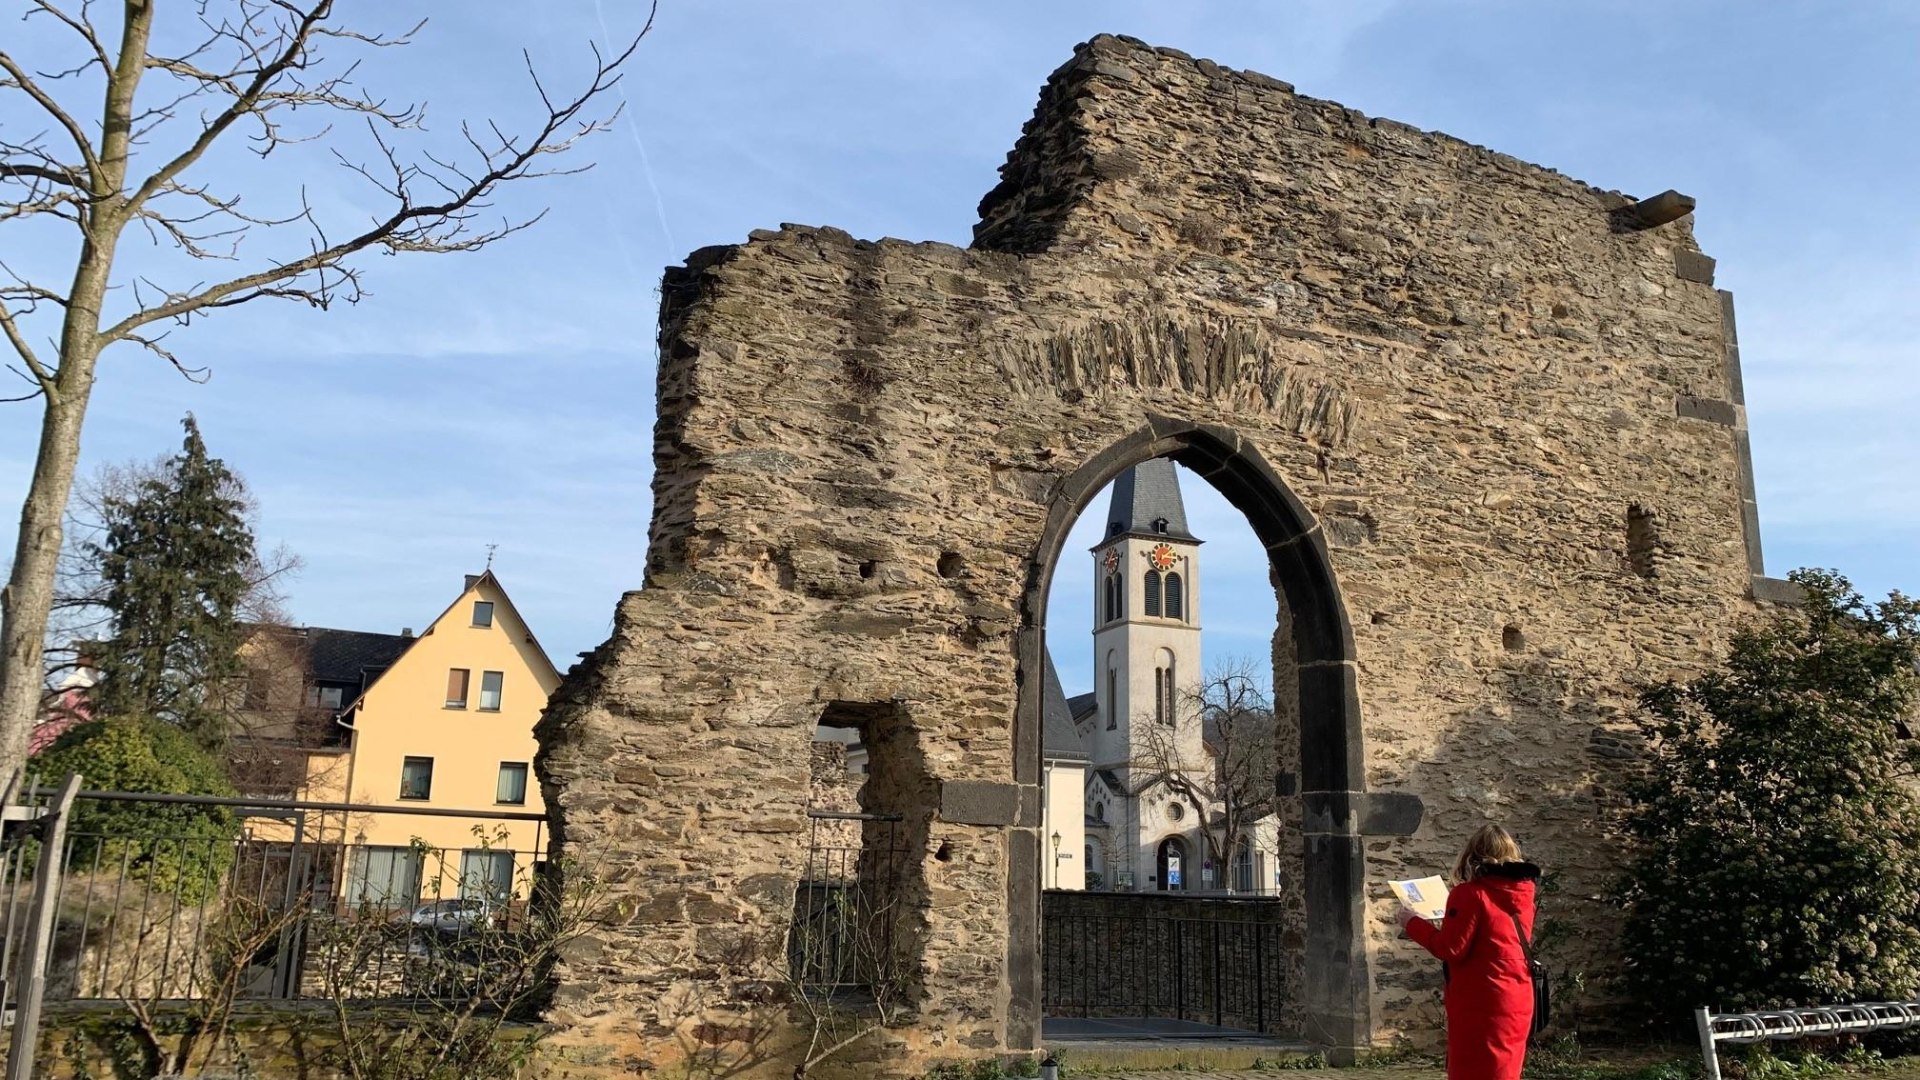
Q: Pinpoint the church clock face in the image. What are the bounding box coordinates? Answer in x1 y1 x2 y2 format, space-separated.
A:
1102 549 1119 574
1148 543 1178 571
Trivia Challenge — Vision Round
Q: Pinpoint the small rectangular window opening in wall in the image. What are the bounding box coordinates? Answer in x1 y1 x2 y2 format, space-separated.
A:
1627 505 1660 579
497 762 529 805
479 670 504 711
400 756 434 800
446 668 470 708
472 601 494 628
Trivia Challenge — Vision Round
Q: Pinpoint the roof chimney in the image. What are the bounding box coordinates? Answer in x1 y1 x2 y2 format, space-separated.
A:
401 627 413 638
464 574 480 592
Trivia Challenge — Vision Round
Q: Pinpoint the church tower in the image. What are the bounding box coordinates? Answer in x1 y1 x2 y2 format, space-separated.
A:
1088 459 1204 779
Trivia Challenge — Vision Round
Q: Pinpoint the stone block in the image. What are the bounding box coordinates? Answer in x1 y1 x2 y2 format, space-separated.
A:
1674 249 1717 285
1675 395 1738 426
939 780 1020 826
1751 576 1806 605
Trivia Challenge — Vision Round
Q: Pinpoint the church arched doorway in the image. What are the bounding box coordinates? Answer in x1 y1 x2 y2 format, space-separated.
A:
1019 420 1372 1053
1155 836 1189 892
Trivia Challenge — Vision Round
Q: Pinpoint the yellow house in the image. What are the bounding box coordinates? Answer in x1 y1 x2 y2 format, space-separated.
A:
240 571 559 909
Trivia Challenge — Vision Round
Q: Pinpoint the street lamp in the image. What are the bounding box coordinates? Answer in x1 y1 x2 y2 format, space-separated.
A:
1050 831 1061 889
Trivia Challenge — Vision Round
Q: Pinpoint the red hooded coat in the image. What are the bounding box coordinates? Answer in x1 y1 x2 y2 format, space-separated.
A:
1403 861 1541 1080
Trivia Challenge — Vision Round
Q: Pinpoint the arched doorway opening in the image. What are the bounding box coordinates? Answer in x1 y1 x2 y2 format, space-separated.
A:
1013 420 1370 1057
1155 836 1189 892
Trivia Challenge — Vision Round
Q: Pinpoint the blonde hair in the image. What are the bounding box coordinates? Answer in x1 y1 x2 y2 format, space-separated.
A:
1452 824 1523 883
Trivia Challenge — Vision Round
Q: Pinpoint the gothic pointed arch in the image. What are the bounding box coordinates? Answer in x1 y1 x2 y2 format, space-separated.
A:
1018 417 1370 1052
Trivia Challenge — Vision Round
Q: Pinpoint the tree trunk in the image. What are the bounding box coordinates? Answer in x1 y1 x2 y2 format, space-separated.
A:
0 346 101 783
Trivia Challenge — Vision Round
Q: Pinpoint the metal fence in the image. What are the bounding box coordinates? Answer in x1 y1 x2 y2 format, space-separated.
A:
1696 1002 1920 1080
0 783 548 1013
1042 901 1288 1034
788 810 906 999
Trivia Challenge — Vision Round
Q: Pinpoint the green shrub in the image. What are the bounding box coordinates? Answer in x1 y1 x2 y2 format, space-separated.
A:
34 717 239 899
1616 570 1920 1023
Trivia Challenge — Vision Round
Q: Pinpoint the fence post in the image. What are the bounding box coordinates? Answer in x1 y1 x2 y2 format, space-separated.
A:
1695 1006 1721 1080
1173 919 1185 1022
1211 919 1223 1028
5 773 81 1080
273 810 309 999
1254 922 1266 1033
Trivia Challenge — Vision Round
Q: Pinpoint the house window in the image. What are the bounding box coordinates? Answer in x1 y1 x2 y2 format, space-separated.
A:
1165 572 1184 620
1144 570 1162 617
1094 802 1105 823
459 850 515 902
497 762 529 805
305 685 344 709
472 601 495 628
1154 663 1175 726
399 756 434 800
346 846 423 907
479 671 504 711
446 668 470 708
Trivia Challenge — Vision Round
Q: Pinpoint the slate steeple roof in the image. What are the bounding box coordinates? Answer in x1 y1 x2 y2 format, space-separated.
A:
1041 652 1090 762
1103 458 1198 542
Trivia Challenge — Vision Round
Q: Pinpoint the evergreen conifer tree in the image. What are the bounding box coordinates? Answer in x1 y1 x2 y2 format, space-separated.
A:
89 416 257 749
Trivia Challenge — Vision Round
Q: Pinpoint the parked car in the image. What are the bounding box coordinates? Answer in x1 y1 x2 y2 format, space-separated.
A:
400 898 496 950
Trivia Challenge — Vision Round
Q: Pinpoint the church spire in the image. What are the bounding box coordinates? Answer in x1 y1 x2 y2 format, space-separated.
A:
1104 458 1197 542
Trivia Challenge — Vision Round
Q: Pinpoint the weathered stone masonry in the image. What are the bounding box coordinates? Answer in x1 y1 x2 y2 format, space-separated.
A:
535 34 1783 1076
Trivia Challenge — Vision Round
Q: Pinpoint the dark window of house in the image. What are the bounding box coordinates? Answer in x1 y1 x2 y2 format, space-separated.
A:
1165 572 1184 621
446 669 470 708
1144 571 1162 617
305 685 345 709
473 601 494 628
400 756 434 800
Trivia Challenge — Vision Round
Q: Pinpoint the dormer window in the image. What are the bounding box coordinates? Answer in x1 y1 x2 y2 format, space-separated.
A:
1108 521 1125 537
1152 517 1169 534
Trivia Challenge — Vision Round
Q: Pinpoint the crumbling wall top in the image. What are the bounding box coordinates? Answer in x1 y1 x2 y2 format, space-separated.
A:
974 33 1670 254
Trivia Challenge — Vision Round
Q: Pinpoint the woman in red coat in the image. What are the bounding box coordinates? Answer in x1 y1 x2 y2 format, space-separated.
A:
1398 824 1541 1080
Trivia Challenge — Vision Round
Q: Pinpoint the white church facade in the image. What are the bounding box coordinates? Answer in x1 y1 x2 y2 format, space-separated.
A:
1040 459 1281 895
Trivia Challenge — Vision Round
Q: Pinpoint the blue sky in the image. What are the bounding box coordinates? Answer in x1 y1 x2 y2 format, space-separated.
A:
3 2 1914 693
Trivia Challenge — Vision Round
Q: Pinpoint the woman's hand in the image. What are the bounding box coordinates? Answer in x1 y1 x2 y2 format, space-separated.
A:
1395 904 1419 930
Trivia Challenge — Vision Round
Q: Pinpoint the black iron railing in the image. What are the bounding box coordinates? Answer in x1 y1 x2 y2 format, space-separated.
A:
1042 905 1287 1034
0 787 547 1007
789 810 905 997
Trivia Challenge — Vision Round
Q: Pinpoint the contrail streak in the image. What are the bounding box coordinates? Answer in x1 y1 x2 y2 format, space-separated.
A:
592 0 676 254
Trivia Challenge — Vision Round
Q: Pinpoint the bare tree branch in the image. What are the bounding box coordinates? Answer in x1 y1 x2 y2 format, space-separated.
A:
0 301 56 398
0 160 86 187
24 1 112 80
0 48 103 188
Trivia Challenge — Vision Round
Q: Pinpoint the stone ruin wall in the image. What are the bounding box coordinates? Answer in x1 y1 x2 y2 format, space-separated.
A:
535 34 1775 1077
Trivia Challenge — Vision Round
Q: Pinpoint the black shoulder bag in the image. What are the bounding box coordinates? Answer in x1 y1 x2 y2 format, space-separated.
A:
1511 912 1550 1037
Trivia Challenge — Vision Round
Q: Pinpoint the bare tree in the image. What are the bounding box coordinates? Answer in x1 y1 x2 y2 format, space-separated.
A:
1135 657 1279 891
0 1 651 783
